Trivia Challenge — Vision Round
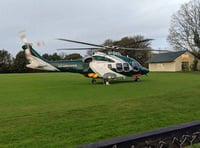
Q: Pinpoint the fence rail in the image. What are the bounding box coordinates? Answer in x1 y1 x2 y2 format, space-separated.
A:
79 120 200 148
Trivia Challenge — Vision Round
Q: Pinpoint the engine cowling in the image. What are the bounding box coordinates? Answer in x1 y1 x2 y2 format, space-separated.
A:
83 56 93 63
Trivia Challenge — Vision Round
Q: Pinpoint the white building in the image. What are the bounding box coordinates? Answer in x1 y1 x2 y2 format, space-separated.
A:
147 51 200 72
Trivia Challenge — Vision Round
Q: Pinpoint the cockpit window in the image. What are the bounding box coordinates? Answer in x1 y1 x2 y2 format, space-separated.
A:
116 63 123 72
132 61 140 72
108 64 112 69
123 63 129 72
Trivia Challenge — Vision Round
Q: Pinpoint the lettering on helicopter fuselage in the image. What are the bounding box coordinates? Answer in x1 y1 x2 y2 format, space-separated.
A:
57 64 78 68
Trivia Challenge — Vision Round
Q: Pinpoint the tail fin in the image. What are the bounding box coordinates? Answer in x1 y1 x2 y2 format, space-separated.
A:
22 44 59 71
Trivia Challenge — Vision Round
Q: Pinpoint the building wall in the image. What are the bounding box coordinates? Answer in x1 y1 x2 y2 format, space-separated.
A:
149 62 176 72
174 51 195 71
198 60 200 70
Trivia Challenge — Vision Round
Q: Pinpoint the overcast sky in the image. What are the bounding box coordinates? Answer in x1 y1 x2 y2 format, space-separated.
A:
0 0 191 56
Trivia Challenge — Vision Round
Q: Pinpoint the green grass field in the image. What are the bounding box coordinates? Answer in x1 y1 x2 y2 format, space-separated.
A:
0 72 200 147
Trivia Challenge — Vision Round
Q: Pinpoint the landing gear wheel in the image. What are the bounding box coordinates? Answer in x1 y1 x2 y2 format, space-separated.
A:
134 77 140 82
91 79 96 84
103 78 110 85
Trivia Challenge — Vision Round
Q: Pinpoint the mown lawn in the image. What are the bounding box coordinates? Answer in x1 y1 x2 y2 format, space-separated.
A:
0 72 200 147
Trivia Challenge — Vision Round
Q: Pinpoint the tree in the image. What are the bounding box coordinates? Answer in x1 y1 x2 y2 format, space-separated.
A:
13 51 29 73
0 49 13 73
64 53 82 60
43 52 82 61
168 0 200 59
42 53 61 61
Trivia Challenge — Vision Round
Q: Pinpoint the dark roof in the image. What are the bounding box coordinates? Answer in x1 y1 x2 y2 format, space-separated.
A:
147 50 186 63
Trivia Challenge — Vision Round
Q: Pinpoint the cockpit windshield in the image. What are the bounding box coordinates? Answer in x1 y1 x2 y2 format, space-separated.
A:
132 61 141 72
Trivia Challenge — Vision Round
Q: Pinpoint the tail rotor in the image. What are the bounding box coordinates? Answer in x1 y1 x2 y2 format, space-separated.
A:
18 31 45 48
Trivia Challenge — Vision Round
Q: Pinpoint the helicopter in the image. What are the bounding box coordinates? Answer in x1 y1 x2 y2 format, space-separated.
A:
21 35 153 85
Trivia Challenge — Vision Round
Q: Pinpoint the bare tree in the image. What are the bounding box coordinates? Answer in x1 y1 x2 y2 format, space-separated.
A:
168 0 200 58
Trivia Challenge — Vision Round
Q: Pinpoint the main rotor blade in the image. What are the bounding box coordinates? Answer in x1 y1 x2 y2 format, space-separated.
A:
57 38 157 52
121 47 170 52
135 38 154 43
57 38 104 48
108 39 154 50
150 49 170 52
57 47 100 50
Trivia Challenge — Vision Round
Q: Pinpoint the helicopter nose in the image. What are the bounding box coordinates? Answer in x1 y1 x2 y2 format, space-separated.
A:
141 67 149 75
